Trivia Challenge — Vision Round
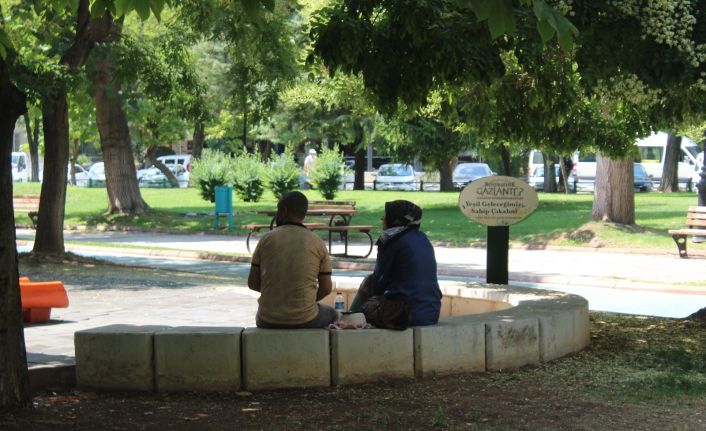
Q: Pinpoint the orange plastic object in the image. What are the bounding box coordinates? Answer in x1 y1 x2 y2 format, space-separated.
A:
19 278 69 323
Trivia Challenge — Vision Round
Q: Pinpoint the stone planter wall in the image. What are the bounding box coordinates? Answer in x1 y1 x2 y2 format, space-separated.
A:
74 278 589 392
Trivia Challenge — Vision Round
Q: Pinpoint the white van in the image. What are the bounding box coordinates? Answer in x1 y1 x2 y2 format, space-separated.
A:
636 132 700 187
11 152 30 182
529 132 702 189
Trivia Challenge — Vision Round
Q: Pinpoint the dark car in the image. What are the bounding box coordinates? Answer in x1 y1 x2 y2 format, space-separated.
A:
633 163 653 192
452 163 493 189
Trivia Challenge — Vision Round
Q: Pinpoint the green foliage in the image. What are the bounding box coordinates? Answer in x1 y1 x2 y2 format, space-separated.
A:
266 152 301 199
190 149 233 202
232 152 265 202
310 146 347 200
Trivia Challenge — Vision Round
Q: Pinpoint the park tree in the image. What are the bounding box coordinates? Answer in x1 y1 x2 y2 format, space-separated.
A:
373 89 477 191
67 75 98 185
0 0 177 409
181 0 300 154
275 73 376 190
94 16 206 191
568 1 706 221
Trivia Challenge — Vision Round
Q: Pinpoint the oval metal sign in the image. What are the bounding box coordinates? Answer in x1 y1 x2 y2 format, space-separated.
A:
458 176 539 226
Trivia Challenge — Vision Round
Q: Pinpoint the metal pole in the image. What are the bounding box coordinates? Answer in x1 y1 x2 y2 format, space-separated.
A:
487 226 509 284
694 143 706 243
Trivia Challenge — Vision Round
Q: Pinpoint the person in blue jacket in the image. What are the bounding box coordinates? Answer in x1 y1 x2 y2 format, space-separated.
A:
349 200 442 326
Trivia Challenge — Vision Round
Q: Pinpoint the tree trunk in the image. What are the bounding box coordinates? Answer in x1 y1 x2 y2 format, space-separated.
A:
558 156 573 193
542 152 557 193
257 140 272 161
33 1 113 256
242 102 248 148
592 154 635 224
439 157 456 191
93 52 151 210
660 133 681 192
351 124 366 190
33 95 70 255
23 112 40 182
0 57 31 410
499 145 512 176
354 147 366 190
69 137 81 186
144 148 178 188
191 122 205 159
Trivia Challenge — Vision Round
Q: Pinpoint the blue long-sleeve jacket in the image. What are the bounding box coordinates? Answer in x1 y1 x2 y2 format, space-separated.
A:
372 229 442 326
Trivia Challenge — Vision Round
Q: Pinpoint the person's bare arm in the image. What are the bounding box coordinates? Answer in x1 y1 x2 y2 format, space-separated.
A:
248 265 261 292
316 274 332 301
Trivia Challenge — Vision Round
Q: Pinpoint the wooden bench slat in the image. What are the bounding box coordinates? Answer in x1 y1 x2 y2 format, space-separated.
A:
687 206 706 213
310 225 374 232
687 213 706 220
686 220 706 227
669 228 706 235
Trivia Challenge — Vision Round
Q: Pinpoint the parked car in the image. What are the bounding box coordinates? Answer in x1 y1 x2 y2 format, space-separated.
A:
373 163 417 191
87 162 106 187
67 164 92 187
11 152 30 182
452 163 493 189
156 154 192 186
528 165 579 191
138 164 189 188
633 162 653 192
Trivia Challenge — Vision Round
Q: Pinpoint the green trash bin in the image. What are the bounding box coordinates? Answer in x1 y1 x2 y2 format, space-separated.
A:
214 185 233 229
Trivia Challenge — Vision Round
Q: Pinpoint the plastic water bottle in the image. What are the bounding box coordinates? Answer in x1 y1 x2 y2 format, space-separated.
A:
335 292 345 314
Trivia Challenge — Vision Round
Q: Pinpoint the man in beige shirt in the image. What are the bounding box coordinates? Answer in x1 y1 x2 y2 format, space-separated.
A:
248 191 337 328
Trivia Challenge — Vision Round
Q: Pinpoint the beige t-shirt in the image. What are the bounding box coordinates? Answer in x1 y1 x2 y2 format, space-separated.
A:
252 224 332 325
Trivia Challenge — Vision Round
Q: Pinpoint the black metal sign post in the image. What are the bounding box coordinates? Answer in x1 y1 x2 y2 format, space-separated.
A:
487 225 509 284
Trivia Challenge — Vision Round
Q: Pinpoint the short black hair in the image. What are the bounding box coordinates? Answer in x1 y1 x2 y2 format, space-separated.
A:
278 191 308 219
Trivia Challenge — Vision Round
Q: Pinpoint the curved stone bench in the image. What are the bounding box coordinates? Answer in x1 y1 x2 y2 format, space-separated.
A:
74 278 589 392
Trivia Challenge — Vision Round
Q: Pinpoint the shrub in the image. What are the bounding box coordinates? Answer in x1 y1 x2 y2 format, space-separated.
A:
311 146 348 200
232 152 265 202
266 152 301 199
190 149 233 202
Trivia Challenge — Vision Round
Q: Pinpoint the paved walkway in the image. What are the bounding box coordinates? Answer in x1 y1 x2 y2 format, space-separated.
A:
15 229 706 371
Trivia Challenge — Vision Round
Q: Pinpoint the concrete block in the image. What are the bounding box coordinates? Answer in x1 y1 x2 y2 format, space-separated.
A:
242 328 330 390
484 317 539 370
414 321 485 377
440 295 452 318
459 286 511 303
331 328 414 385
450 297 510 316
154 326 243 392
521 296 590 360
75 325 169 391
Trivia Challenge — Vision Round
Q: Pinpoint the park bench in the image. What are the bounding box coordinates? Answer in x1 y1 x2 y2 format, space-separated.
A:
309 200 357 209
309 224 375 258
13 195 40 228
20 277 69 323
668 206 706 258
242 222 327 252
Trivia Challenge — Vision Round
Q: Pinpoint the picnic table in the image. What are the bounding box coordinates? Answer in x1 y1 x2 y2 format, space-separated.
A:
244 204 374 257
254 207 358 228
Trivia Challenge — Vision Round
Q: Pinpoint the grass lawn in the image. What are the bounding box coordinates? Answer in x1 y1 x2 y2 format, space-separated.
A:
12 183 705 251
